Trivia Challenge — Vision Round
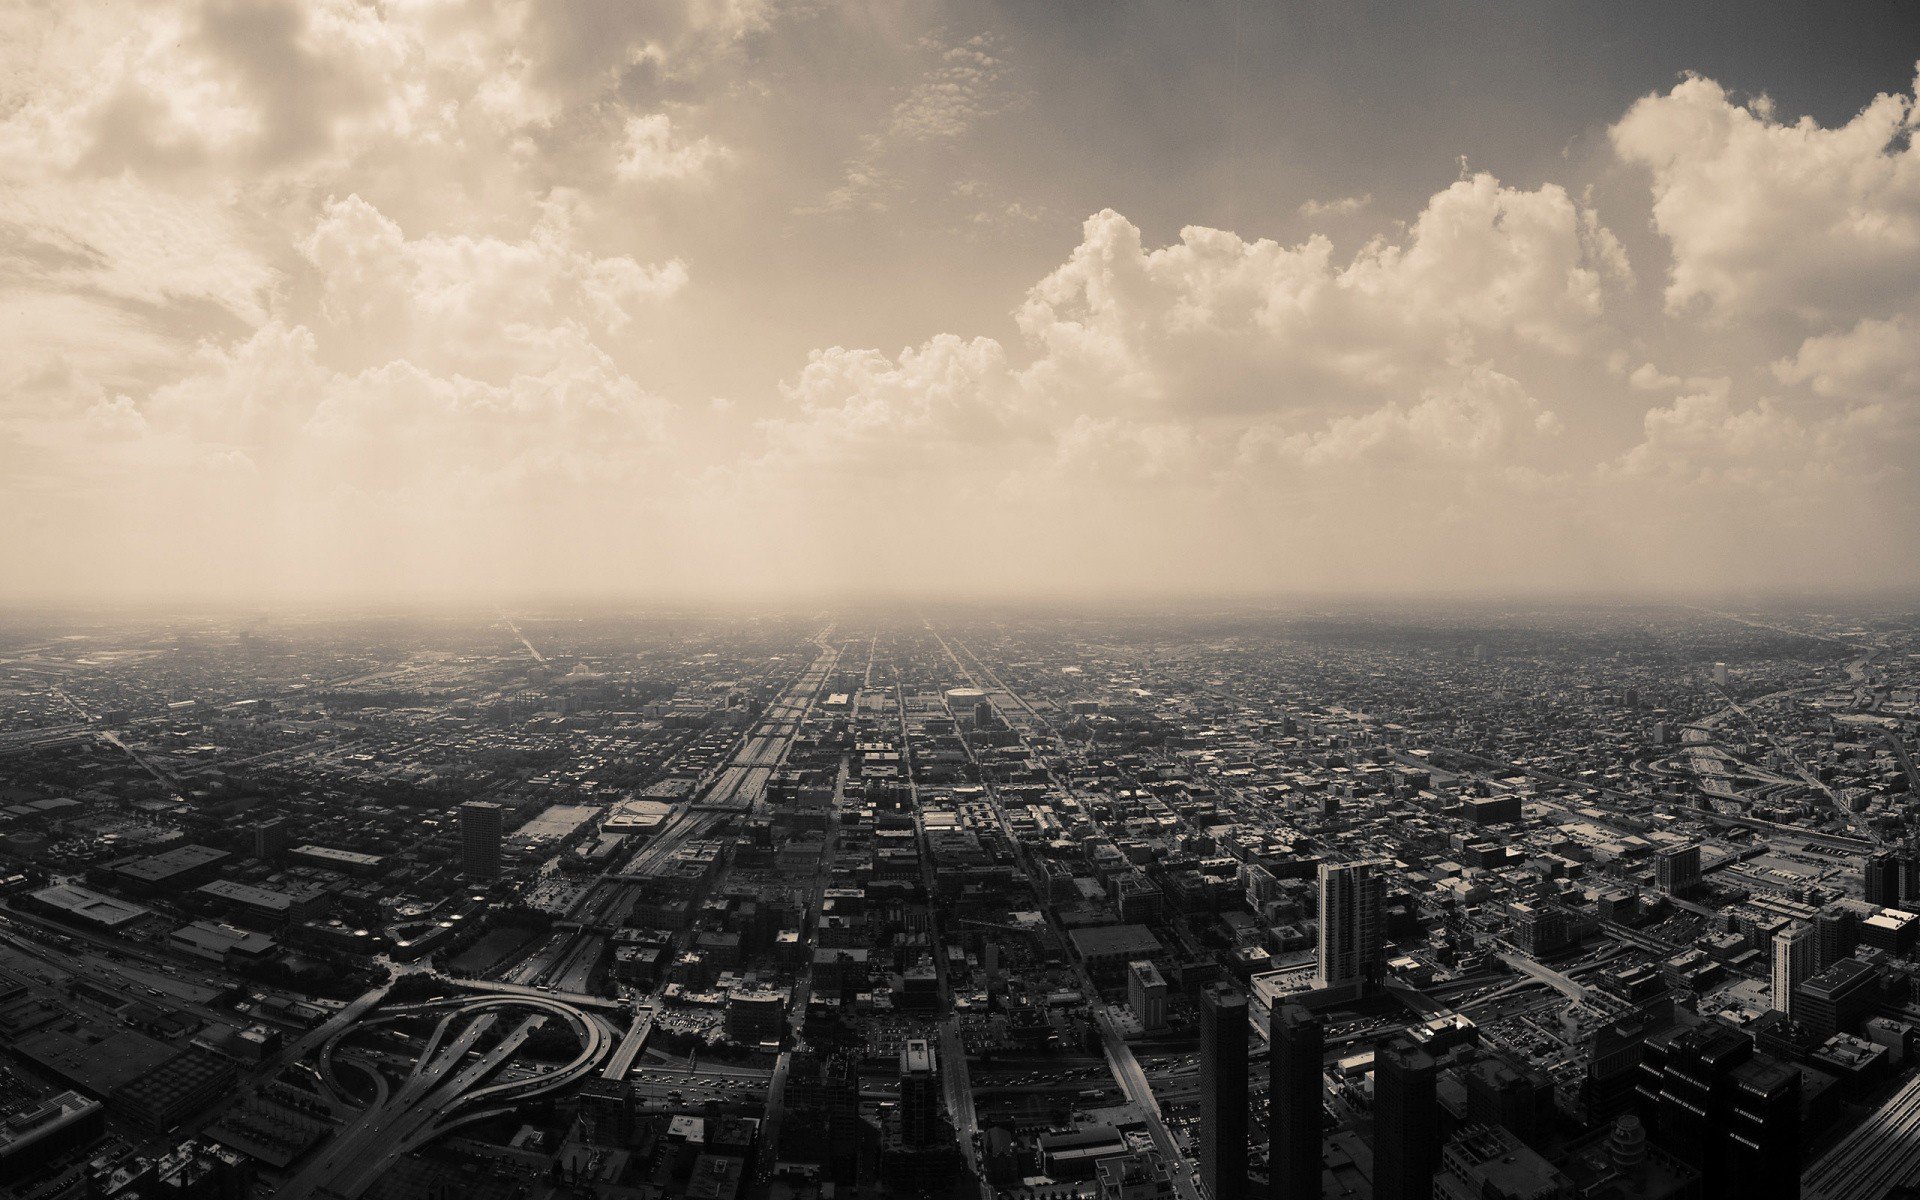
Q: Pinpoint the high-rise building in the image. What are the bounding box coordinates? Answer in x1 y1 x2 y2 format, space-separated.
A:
1713 662 1729 688
251 817 289 862
1813 906 1856 970
898 1039 942 1149
1771 923 1815 1017
1317 858 1388 991
1794 958 1878 1041
1127 960 1167 1032
1654 844 1701 898
459 800 505 880
1510 901 1573 958
1866 851 1901 908
1197 983 1248 1200
1269 1003 1324 1200
824 1053 862 1185
1372 1034 1439 1200
1634 1023 1800 1200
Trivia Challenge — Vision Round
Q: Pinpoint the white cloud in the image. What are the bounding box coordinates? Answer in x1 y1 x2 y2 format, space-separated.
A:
1612 69 1920 324
615 113 729 184
1774 314 1920 401
299 194 685 379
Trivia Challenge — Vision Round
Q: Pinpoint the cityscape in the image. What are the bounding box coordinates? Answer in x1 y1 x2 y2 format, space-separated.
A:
6 1 1920 1198
0 602 1919 1199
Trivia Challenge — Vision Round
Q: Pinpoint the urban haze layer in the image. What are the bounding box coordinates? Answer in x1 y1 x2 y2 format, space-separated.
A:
2 603 1920 1200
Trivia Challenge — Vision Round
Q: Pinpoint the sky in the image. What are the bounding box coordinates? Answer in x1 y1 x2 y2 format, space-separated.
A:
2 0 1919 605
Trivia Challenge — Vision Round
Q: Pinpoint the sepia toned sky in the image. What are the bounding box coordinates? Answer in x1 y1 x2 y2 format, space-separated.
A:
3 0 1919 604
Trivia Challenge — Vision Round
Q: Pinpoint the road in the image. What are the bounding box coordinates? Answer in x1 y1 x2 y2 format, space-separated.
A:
281 994 608 1199
926 621 1202 1200
1093 1006 1205 1200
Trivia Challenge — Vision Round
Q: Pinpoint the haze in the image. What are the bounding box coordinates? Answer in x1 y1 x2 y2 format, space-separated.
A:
3 1 1919 605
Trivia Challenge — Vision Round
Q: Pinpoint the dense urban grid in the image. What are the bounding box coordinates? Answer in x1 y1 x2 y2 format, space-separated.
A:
3 603 1920 1200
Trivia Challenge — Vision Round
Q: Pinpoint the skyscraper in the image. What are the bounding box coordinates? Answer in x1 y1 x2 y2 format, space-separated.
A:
824 1052 862 1185
1127 960 1167 1032
1317 858 1388 991
460 800 504 880
898 1039 942 1148
1372 1035 1439 1200
1197 983 1248 1200
251 817 289 862
1634 1023 1800 1200
1771 923 1815 1017
1654 844 1701 898
1867 851 1901 908
1270 1003 1324 1200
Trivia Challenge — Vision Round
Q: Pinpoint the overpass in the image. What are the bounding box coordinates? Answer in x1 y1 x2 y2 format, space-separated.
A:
279 992 609 1199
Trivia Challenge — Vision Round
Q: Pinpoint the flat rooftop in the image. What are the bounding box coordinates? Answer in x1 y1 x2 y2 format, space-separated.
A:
31 883 150 928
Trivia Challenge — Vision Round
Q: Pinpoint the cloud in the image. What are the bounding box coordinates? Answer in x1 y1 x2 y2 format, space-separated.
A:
1612 68 1920 325
1774 314 1920 401
887 34 1011 142
299 194 685 379
1012 177 1628 415
805 30 1017 216
1298 193 1373 219
615 113 729 184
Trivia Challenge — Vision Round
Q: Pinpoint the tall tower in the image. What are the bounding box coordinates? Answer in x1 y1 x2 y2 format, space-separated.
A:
1270 1003 1324 1200
825 1052 862 1184
1866 851 1901 908
1372 1035 1439 1200
251 817 289 862
460 801 504 880
1197 983 1248 1200
1655 844 1701 898
1771 923 1815 1017
1317 859 1388 991
898 1039 942 1149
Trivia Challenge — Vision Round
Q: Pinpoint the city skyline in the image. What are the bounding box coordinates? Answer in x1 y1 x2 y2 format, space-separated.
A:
3 3 1919 602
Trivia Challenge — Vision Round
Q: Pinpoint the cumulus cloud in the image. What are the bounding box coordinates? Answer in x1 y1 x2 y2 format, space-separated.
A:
1774 314 1920 401
1613 69 1920 324
299 194 685 378
1010 176 1627 416
5 4 1920 600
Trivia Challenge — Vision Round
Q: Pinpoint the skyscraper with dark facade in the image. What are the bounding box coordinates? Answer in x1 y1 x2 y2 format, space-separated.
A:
1866 851 1900 908
460 800 504 880
1269 1003 1323 1200
1197 983 1248 1200
1633 1022 1800 1200
824 1053 862 1185
898 1039 942 1149
1654 844 1701 898
1372 1035 1439 1200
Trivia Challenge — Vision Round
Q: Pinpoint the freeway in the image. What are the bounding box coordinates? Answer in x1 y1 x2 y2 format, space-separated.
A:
427 972 627 1011
281 992 608 1199
1493 953 1590 1002
698 638 841 812
601 1007 656 1080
